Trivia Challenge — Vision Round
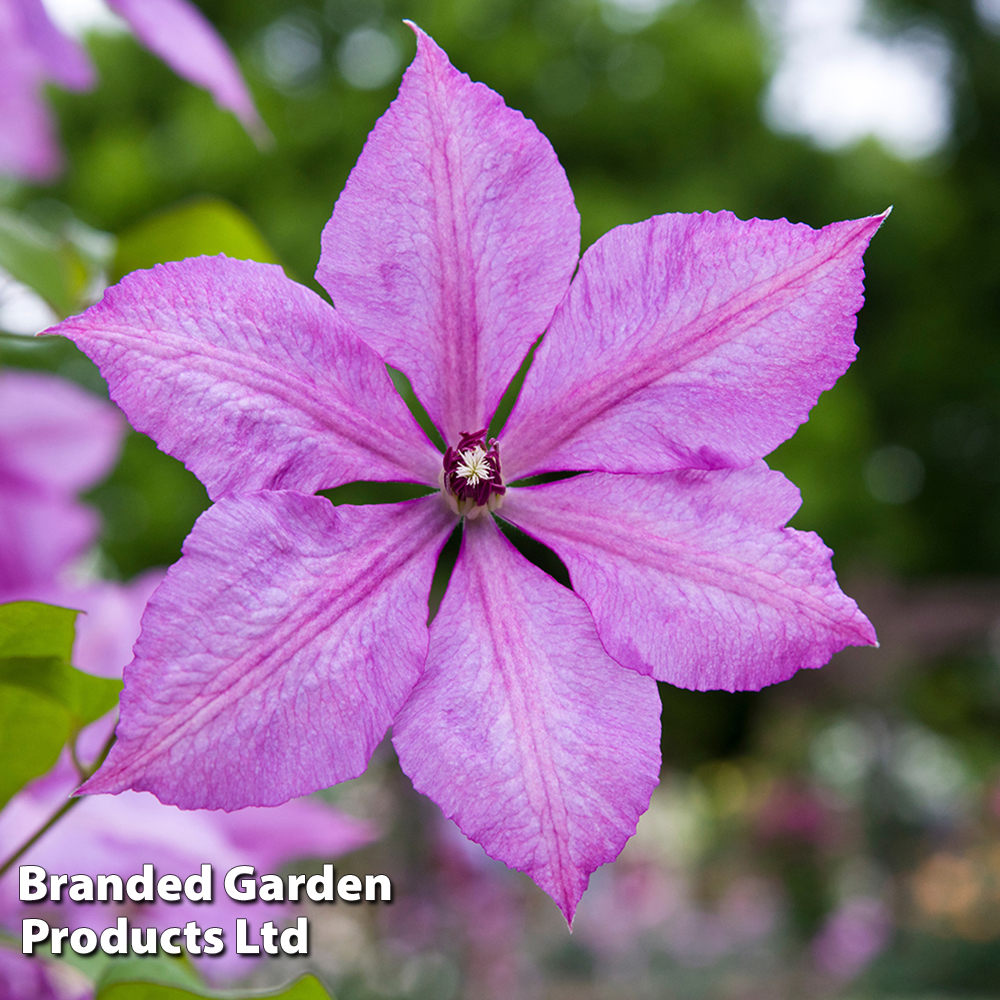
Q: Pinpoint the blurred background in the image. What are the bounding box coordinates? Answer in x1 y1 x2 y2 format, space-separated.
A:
3 0 1000 996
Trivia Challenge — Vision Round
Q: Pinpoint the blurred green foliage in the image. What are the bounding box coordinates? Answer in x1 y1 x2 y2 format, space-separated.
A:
112 196 283 281
96 973 333 1000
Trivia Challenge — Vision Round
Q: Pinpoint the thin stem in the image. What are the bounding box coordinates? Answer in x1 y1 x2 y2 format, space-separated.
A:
68 728 86 782
0 730 116 880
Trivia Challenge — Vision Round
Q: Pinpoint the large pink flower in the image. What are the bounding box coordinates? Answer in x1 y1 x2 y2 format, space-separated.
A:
0 0 264 180
51 26 882 921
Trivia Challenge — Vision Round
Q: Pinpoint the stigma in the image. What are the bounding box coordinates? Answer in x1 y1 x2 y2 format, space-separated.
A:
442 429 506 519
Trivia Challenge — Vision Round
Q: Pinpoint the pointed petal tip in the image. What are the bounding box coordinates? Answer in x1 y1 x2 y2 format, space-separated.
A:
402 20 449 70
856 613 879 649
402 20 432 53
402 19 427 41
865 205 892 233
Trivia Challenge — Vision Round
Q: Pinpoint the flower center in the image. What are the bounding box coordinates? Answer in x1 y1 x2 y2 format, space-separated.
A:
442 429 506 519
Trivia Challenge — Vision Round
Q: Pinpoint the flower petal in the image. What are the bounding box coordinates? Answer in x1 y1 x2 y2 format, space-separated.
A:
0 370 121 591
0 370 123 494
0 486 96 592
107 0 266 140
12 0 94 91
0 20 60 180
393 515 660 923
81 492 455 809
500 211 887 480
317 25 580 444
501 464 877 691
0 948 62 1000
51 257 442 499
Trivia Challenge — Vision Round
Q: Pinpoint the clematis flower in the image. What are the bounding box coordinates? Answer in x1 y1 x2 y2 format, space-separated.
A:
50 26 882 921
0 0 265 181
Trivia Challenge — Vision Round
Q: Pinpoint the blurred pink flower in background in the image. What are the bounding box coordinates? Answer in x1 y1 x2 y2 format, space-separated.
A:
756 779 838 845
0 0 265 180
0 752 376 982
812 895 892 980
0 368 122 596
0 945 80 1000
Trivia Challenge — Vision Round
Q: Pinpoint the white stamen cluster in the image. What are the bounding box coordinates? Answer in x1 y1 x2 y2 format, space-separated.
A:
454 446 491 486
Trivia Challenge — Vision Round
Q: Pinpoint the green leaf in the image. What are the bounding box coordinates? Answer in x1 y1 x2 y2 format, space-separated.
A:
0 687 72 808
45 948 201 995
0 656 122 726
0 209 88 318
113 197 282 280
96 973 335 1000
0 602 122 725
0 602 122 806
0 601 78 661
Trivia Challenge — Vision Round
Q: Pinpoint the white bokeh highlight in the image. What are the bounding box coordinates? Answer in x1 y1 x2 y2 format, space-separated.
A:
976 0 1000 32
756 0 953 159
337 28 401 91
600 0 679 34
40 0 125 36
0 271 59 337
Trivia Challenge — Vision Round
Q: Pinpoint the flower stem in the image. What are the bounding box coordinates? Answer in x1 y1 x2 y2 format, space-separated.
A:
0 730 116 879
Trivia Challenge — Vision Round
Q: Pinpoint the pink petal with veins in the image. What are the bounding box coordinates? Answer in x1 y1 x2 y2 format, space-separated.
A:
502 464 876 691
394 515 660 923
82 492 455 809
54 257 441 499
501 211 887 480
318 24 579 443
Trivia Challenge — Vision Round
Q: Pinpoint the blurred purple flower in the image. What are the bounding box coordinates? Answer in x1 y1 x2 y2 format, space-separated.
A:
756 780 836 845
0 368 122 595
52 26 882 921
0 0 265 181
0 946 80 1000
812 896 891 979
